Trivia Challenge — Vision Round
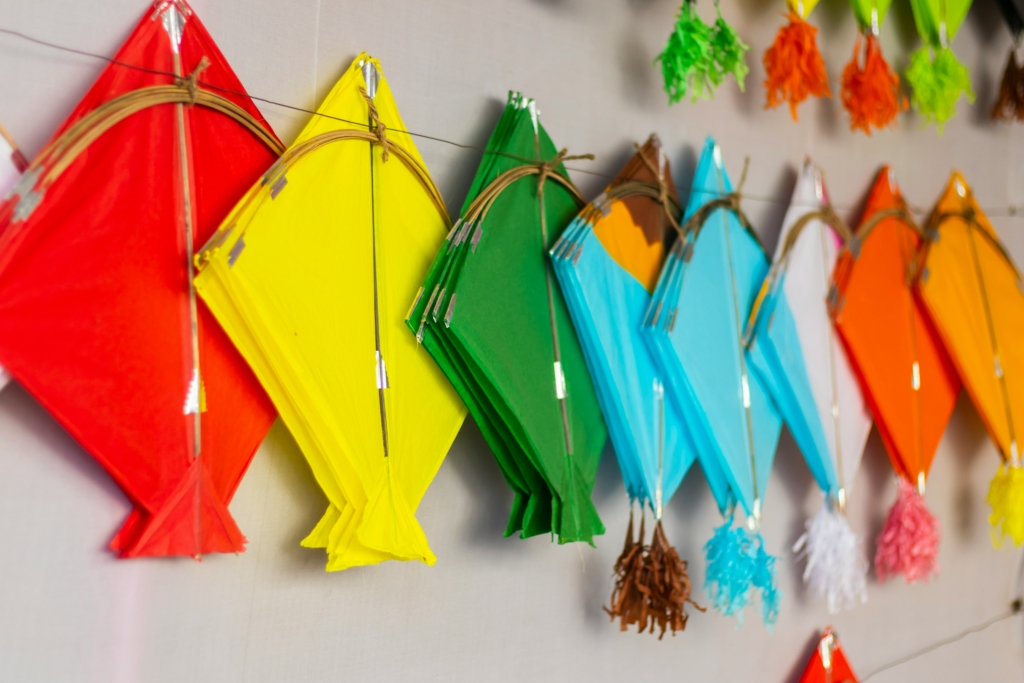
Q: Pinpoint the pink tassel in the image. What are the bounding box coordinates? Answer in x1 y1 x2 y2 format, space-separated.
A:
874 478 939 584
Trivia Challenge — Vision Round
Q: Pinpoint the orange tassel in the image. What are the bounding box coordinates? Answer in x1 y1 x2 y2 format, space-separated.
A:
841 34 906 134
763 11 831 120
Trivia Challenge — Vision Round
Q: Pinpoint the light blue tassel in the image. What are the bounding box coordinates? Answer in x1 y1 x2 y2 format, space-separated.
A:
703 516 754 621
751 530 781 628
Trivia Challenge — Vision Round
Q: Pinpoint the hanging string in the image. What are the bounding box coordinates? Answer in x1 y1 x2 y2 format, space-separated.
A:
859 599 1022 680
1 24 1023 218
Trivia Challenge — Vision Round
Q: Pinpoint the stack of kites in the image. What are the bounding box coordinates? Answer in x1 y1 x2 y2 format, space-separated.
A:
643 137 782 627
195 54 466 570
916 173 1024 547
551 134 700 636
745 160 872 613
0 122 26 391
831 166 960 583
408 92 607 545
0 0 282 557
797 627 860 683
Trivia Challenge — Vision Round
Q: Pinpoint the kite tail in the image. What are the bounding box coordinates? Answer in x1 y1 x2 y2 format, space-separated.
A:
991 49 1024 121
751 530 781 628
301 503 346 549
905 46 974 132
874 478 940 583
793 500 867 614
557 460 604 546
703 515 754 622
763 11 831 120
111 457 246 558
356 458 436 566
647 520 703 637
987 463 1024 547
302 503 393 571
841 33 905 134
606 508 650 632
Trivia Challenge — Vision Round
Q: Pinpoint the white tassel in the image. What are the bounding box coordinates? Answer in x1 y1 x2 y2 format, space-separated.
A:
793 501 867 613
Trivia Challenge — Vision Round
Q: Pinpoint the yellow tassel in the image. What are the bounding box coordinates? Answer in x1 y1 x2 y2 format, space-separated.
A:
987 463 1024 547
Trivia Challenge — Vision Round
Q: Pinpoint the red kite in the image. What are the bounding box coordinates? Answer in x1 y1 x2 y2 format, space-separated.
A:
0 0 282 557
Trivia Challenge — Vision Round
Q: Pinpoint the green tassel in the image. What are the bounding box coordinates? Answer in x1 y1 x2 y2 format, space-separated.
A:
709 8 749 92
657 0 714 104
906 46 974 131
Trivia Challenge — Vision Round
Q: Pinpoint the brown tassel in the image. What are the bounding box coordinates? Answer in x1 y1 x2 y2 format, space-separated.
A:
605 510 649 631
605 513 703 638
647 521 704 638
991 49 1024 122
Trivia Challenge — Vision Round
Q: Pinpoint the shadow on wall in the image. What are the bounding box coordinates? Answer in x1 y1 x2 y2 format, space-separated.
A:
943 393 989 542
436 96 508 215
773 426 817 607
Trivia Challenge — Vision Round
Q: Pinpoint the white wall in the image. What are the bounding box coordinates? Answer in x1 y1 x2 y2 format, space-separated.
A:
0 1 1023 681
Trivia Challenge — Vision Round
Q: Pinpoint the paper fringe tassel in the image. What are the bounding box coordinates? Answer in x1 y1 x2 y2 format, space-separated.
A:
703 516 781 627
905 46 974 131
841 33 905 134
875 478 940 583
710 8 750 92
987 463 1024 546
606 512 702 638
793 502 867 614
991 49 1024 122
763 11 831 120
657 1 749 104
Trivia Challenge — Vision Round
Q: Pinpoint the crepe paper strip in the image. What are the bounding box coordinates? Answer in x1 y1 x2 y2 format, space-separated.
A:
764 11 831 120
0 0 279 558
658 0 715 104
988 464 1024 546
703 515 781 627
711 6 751 92
905 47 974 131
991 50 1024 122
798 627 860 683
841 34 906 133
794 503 867 613
916 173 1024 548
875 478 940 583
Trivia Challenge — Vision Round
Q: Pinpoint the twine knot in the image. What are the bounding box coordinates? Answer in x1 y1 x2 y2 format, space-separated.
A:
176 56 210 105
536 148 594 195
359 87 391 162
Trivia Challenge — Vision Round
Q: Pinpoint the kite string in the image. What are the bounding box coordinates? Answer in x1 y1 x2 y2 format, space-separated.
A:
859 599 1022 681
1 24 1023 218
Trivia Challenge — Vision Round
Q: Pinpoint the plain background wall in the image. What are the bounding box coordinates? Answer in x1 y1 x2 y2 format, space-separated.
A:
1 0 1023 681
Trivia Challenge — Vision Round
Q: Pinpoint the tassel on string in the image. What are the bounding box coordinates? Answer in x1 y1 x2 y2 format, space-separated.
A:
647 520 704 638
875 478 940 583
991 49 1024 122
657 0 715 104
606 508 649 631
763 11 831 120
709 6 750 92
750 530 781 628
793 501 867 614
905 46 974 131
703 515 754 620
987 463 1024 546
841 33 905 134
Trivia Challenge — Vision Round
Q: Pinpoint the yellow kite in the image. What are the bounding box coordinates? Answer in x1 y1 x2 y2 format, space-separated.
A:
195 54 466 570
917 172 1024 545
